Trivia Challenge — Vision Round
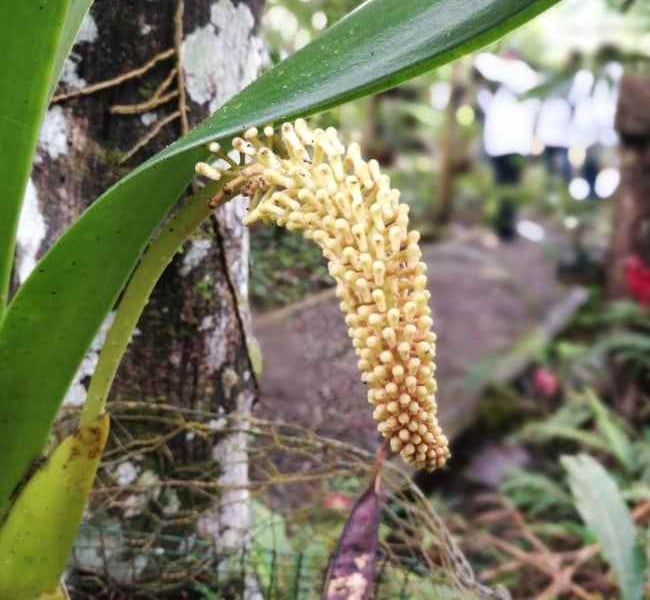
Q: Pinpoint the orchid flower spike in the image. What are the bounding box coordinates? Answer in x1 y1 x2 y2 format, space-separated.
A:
195 120 450 471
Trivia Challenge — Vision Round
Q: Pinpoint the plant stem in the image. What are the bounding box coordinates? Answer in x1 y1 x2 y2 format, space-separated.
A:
80 181 222 426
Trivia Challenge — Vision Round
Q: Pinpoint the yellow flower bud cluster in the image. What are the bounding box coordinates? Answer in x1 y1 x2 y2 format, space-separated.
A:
195 120 450 471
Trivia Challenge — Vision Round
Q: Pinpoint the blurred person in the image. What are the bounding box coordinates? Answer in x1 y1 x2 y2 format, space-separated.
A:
537 96 572 182
475 52 540 240
588 61 622 197
567 61 621 199
593 60 622 148
534 52 581 187
569 68 599 197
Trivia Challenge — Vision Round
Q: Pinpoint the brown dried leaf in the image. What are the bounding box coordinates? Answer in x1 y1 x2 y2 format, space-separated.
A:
322 471 382 600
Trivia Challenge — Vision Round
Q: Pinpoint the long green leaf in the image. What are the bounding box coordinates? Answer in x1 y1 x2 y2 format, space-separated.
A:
0 0 560 509
0 0 93 320
51 2 95 97
588 390 636 473
562 454 645 600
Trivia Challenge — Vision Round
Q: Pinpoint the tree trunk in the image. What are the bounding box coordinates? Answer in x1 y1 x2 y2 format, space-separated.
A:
14 0 265 581
435 63 463 226
606 73 650 418
607 73 650 298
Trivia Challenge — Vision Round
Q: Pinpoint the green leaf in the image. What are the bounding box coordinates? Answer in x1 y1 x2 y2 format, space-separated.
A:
562 454 646 600
250 500 293 594
51 2 95 97
587 390 636 473
523 422 613 453
0 1 93 319
0 0 560 509
500 470 573 516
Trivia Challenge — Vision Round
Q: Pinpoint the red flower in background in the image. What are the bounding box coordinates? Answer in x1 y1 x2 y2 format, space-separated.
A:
533 367 559 397
625 254 650 307
323 491 353 512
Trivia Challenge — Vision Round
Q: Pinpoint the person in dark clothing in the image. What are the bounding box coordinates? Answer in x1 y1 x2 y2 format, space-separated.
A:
490 154 523 240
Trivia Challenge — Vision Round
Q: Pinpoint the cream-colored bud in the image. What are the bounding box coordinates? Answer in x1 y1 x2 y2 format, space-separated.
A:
195 162 222 181
387 308 400 329
405 376 418 394
384 416 398 430
385 382 398 397
359 253 373 279
379 351 393 365
382 327 396 347
402 444 415 457
418 315 433 330
368 159 381 181
370 203 385 232
392 365 405 382
355 278 371 303
403 323 417 342
233 137 256 156
399 393 411 408
397 342 411 361
368 313 383 327
373 365 387 381
351 223 368 252
357 305 372 320
404 302 417 321
372 289 387 313
390 438 403 452
406 245 421 268
388 225 402 253
366 335 380 349
407 357 421 373
373 388 387 403
414 275 428 290
264 169 295 189
372 261 386 286
371 233 385 260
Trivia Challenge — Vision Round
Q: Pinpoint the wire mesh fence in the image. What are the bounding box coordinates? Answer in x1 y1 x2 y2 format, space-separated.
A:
67 527 469 599
57 400 506 599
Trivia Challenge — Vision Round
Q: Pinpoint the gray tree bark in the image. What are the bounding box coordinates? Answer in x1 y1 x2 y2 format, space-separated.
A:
14 0 265 579
608 73 650 297
606 73 650 417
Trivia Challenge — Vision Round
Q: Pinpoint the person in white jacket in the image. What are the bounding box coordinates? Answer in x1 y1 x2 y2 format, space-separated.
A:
568 64 620 198
475 51 540 239
537 96 573 182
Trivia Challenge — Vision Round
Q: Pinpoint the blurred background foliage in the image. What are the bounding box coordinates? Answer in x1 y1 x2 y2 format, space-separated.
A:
241 1 650 598
251 0 650 307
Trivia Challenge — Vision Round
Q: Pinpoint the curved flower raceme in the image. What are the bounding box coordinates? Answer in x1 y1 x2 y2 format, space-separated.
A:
196 120 450 471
